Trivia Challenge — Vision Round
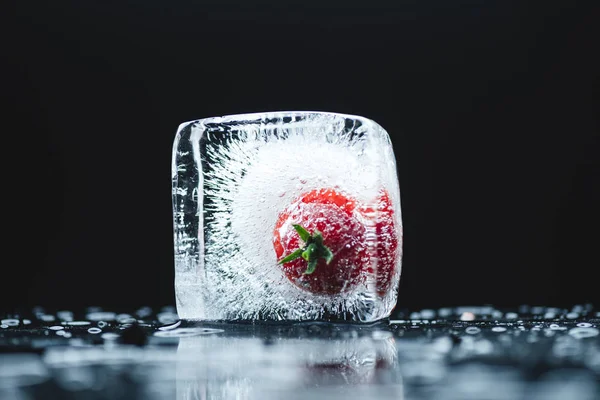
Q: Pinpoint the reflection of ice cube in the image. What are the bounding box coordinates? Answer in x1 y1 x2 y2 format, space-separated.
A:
175 334 398 399
172 112 402 321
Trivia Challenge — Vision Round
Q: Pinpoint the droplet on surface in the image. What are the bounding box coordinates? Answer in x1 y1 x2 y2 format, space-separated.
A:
505 312 518 320
87 327 102 334
49 326 64 331
101 332 119 340
568 327 599 339
86 311 116 321
66 321 91 326
465 327 481 335
1 319 19 326
158 321 181 331
153 327 224 337
492 327 507 333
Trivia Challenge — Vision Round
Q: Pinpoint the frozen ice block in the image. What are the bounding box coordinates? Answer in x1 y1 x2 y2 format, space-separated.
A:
172 111 402 322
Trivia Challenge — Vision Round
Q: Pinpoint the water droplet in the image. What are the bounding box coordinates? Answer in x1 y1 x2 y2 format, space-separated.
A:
66 321 91 326
566 312 579 319
420 309 436 319
101 332 119 340
63 332 72 338
22 319 31 325
116 314 136 324
465 327 481 335
158 321 181 331
1 319 19 326
550 324 566 331
0 324 8 329
86 311 116 321
97 321 108 328
505 312 518 320
57 311 73 321
56 330 66 336
136 307 153 318
568 327 599 339
157 312 179 325
40 315 55 322
49 326 64 331
438 308 452 317
577 322 592 328
87 327 102 334
492 326 507 333
153 327 224 337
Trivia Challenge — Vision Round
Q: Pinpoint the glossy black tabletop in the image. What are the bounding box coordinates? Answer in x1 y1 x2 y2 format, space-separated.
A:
1 305 599 399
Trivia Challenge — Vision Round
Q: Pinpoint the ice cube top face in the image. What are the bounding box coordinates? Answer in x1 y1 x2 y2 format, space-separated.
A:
172 111 402 322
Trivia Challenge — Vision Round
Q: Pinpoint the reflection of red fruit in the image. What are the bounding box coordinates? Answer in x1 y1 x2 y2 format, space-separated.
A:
303 355 392 385
273 189 367 295
358 190 400 295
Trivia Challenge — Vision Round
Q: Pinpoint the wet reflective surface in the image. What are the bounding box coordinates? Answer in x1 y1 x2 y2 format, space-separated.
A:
1 305 599 399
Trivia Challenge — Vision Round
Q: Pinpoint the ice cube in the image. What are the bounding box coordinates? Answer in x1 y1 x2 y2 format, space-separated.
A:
172 111 402 322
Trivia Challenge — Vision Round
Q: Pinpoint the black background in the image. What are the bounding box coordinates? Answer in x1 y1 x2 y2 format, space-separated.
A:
3 1 599 314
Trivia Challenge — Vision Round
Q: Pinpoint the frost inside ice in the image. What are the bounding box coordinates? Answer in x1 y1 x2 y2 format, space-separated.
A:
172 112 403 322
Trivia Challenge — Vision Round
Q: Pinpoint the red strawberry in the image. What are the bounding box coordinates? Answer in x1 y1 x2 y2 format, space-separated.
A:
358 190 400 295
273 189 368 295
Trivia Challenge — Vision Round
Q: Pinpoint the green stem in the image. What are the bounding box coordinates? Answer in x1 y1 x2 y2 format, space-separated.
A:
278 224 335 275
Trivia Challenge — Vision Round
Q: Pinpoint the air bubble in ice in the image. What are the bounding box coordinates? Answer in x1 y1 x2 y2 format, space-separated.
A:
97 321 108 328
1 319 19 326
491 327 507 332
568 327 599 339
87 327 102 334
550 324 566 331
577 322 592 328
0 324 8 329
